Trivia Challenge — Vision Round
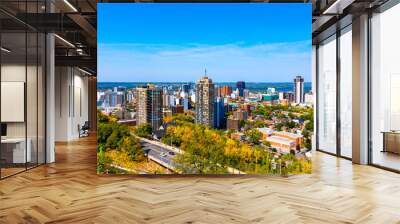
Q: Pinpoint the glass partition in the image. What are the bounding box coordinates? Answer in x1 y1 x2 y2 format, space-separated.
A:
339 26 352 158
317 35 337 154
0 1 46 179
27 31 38 169
1 31 28 177
370 3 400 171
38 32 46 165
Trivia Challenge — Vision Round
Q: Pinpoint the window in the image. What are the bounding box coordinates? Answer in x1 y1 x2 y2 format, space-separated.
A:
317 35 337 154
370 3 400 171
339 26 352 158
0 1 46 179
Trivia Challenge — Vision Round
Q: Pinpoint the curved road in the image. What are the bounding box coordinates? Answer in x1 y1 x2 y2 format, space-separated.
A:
140 140 177 169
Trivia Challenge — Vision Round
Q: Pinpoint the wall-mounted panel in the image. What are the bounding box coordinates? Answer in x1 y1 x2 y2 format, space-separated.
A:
1 82 25 122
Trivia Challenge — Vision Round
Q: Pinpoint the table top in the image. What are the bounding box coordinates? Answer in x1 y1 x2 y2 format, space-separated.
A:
381 131 400 134
1 138 30 143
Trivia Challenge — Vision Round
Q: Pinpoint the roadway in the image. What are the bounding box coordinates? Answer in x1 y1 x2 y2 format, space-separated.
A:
138 138 245 174
140 140 177 170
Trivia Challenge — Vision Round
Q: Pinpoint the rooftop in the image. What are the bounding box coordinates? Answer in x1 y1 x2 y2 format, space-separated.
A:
266 136 296 146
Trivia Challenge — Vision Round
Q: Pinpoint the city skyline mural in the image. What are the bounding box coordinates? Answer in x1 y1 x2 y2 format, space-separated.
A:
97 3 313 175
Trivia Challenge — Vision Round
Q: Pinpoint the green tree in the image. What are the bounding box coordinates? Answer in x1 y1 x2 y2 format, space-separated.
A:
305 120 313 132
173 114 195 124
285 121 297 129
104 124 130 150
244 129 263 145
97 146 118 174
97 123 114 148
120 135 145 161
239 120 246 128
275 123 283 131
262 140 271 147
135 123 153 138
276 112 285 119
97 110 110 123
302 129 312 150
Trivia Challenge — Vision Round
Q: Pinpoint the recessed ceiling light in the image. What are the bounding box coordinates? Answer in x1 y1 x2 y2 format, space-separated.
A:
78 67 92 76
63 0 78 12
54 34 75 48
1 47 11 53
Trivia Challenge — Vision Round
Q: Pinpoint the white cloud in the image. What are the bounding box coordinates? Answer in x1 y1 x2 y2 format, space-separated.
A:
98 41 311 82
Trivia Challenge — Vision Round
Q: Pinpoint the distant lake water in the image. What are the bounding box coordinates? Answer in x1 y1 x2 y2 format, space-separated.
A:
98 82 312 93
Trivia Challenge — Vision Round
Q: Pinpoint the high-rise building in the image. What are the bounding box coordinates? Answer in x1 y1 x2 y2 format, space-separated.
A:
233 110 248 121
236 81 246 97
171 105 184 114
182 84 190 93
279 92 286 101
195 75 215 127
214 97 226 129
136 84 163 131
304 91 314 106
243 89 250 98
162 93 170 108
227 118 240 131
126 90 134 103
217 85 232 97
183 98 189 110
294 75 304 104
169 95 176 107
105 91 125 107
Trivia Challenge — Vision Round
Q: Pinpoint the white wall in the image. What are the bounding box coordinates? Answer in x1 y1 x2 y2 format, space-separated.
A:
54 67 89 141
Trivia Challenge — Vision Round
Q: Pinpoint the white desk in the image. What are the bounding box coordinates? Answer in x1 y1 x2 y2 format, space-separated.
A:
1 138 31 163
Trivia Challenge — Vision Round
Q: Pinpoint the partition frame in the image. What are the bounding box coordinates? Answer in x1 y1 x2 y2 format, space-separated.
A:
315 0 400 173
0 1 48 180
315 21 353 161
367 0 400 173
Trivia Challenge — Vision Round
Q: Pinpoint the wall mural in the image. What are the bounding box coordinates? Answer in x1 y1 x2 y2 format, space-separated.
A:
97 3 313 175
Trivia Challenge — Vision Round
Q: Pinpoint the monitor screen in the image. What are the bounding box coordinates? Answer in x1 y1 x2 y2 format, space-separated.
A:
1 123 7 137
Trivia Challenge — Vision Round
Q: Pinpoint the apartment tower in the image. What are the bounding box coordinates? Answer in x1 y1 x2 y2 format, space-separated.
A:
217 85 232 97
136 84 163 131
293 75 304 104
195 74 215 127
236 81 246 97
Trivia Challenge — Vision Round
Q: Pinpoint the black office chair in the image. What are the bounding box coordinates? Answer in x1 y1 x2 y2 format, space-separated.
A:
79 121 90 138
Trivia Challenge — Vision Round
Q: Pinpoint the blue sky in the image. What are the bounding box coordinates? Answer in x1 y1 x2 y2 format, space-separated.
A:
98 3 311 82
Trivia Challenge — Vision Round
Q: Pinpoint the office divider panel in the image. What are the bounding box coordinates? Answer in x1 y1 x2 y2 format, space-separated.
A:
339 26 352 158
27 31 38 169
317 35 337 154
370 3 400 171
0 1 47 179
0 31 28 178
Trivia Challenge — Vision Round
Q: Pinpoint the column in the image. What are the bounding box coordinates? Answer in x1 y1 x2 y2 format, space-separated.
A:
352 14 369 164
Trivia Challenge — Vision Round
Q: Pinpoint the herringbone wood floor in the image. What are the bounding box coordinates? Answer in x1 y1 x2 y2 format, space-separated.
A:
1 135 400 224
